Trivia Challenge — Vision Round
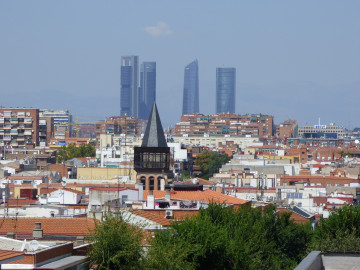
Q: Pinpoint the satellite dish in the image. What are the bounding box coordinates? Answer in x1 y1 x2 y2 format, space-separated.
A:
29 240 39 252
20 239 27 252
61 181 67 187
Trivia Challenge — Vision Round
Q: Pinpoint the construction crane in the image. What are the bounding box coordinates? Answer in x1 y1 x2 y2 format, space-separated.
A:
59 117 97 138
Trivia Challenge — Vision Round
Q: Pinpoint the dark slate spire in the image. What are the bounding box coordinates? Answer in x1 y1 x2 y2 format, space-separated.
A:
141 103 167 147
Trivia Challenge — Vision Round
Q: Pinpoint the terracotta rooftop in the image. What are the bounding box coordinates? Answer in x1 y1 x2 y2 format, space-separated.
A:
144 210 199 220
130 210 172 226
143 190 248 205
0 250 24 263
182 178 216 186
73 157 96 162
7 198 39 206
7 176 45 180
0 217 96 236
89 187 138 192
39 187 84 195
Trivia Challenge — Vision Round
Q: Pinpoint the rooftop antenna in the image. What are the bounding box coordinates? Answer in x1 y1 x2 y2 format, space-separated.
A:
20 239 27 252
318 117 320 126
29 240 39 252
61 180 67 188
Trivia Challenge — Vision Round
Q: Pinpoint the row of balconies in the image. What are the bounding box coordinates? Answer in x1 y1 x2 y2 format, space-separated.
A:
0 139 32 146
0 130 32 135
0 116 32 121
0 124 33 129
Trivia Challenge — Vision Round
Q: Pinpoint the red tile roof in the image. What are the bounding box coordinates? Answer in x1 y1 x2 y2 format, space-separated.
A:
144 210 199 220
143 190 248 205
0 250 24 263
39 188 84 195
89 187 138 192
7 198 39 206
182 178 216 186
7 176 45 180
130 210 172 226
0 217 96 236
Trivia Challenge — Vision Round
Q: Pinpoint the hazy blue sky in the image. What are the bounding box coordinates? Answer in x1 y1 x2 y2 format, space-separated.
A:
1 1 359 128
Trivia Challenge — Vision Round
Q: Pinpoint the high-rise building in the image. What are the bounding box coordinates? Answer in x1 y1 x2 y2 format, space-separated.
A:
139 62 156 120
182 60 199 115
216 67 236 114
120 56 139 117
0 108 39 148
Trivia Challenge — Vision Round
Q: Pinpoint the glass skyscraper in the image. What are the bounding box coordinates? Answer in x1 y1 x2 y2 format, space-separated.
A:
182 60 199 115
216 67 236 114
120 56 139 117
139 62 156 120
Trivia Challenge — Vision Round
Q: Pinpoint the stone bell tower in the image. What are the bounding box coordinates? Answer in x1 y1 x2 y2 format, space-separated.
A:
134 103 171 190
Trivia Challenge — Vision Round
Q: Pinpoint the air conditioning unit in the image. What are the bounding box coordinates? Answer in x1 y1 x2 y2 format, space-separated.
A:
165 210 173 218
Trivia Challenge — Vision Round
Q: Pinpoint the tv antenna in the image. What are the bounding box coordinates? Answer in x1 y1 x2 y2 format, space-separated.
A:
29 240 40 252
20 239 27 252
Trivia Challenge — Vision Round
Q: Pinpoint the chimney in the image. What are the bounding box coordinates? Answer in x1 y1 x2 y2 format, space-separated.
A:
137 183 143 201
147 192 155 209
165 189 171 201
6 232 15 239
33 222 43 238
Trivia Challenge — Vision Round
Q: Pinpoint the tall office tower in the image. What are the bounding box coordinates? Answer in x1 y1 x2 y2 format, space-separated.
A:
139 62 156 120
182 60 199 115
120 56 139 117
216 67 236 114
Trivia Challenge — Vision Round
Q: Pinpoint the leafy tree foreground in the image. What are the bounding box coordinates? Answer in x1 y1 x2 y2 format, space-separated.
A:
88 204 360 270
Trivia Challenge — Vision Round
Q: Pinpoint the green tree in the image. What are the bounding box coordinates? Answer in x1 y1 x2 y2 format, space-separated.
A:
143 230 196 270
194 151 230 179
145 204 312 270
312 205 360 251
56 142 95 163
88 213 144 270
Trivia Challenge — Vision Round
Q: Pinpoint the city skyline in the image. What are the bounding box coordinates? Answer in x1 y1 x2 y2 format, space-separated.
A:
1 1 359 129
182 60 199 115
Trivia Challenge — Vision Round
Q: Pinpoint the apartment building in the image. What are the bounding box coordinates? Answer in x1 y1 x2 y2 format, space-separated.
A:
175 113 274 138
0 108 39 148
276 120 298 139
39 109 72 131
171 134 261 150
95 115 144 146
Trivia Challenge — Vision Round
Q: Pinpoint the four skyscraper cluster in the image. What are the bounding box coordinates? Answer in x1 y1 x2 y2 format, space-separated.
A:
120 56 236 119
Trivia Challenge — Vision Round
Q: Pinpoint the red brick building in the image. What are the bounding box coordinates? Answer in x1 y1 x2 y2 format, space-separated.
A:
96 115 144 145
276 120 298 139
0 108 39 148
175 113 274 138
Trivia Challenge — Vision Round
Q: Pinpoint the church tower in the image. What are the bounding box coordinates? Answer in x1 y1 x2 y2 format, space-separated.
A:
134 103 171 190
